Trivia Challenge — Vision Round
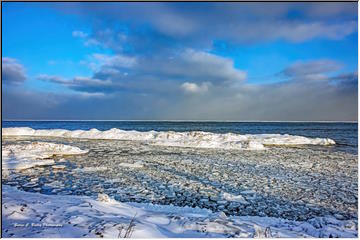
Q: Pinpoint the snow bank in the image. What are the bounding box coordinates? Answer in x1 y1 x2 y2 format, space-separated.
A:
2 142 88 170
2 185 357 238
2 127 336 150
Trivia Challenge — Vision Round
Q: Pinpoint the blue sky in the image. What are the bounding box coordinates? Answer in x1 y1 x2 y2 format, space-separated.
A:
2 2 358 120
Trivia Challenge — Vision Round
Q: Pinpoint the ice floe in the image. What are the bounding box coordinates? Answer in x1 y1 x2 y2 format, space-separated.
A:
222 192 249 205
2 141 88 170
3 127 336 150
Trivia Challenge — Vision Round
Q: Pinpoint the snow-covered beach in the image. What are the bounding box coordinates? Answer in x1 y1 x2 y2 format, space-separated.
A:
2 126 358 238
2 185 357 238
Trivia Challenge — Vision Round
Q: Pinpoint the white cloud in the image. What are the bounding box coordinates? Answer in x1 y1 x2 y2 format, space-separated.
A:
72 30 104 48
92 53 137 69
181 82 210 94
72 30 88 38
136 49 247 87
72 30 103 48
84 38 101 47
37 74 69 84
281 59 343 83
77 91 107 99
182 49 247 83
149 9 199 37
278 21 357 43
73 76 112 86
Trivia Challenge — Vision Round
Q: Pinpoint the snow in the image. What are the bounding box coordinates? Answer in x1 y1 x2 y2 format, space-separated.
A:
2 185 357 238
3 127 336 150
2 141 88 170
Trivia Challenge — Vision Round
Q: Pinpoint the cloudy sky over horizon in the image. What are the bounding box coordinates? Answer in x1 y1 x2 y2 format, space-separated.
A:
2 2 358 121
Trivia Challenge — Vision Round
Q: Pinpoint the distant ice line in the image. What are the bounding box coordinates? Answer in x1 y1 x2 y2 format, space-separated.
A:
2 127 336 150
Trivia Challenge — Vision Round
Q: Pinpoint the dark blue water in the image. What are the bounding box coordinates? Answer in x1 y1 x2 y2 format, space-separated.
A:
2 121 358 154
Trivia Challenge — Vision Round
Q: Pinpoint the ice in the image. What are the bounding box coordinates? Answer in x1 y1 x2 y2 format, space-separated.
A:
2 157 55 171
119 161 144 168
222 192 249 204
3 127 336 150
2 141 88 170
74 166 108 173
2 185 357 238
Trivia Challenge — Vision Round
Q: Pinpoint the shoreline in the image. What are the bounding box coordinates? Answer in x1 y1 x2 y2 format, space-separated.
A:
2 185 358 238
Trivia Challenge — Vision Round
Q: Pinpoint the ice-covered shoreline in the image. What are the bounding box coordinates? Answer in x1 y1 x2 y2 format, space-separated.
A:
2 127 336 150
2 185 357 238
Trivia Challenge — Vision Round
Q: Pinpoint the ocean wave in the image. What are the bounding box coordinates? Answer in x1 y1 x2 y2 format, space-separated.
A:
2 127 336 150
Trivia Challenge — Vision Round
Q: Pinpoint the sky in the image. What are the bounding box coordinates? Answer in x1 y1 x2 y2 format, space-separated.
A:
2 2 358 121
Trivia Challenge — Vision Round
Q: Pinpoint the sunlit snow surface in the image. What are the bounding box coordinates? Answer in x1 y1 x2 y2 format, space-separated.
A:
2 185 357 238
1 127 357 238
